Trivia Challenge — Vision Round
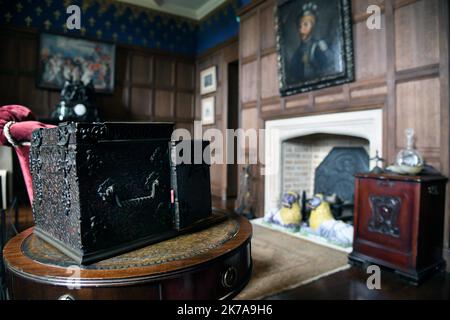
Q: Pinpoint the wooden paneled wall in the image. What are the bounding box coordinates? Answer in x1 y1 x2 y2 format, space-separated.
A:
195 39 239 199
0 27 196 129
238 0 450 261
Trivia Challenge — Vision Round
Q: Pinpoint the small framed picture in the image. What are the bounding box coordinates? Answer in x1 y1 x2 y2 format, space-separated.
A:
200 66 217 95
201 96 215 125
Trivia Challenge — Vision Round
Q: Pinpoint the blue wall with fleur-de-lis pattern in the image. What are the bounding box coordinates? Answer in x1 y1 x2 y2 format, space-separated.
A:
0 0 252 56
197 0 250 54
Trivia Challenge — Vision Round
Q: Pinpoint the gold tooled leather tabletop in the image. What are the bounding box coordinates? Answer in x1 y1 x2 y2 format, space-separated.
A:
22 218 240 270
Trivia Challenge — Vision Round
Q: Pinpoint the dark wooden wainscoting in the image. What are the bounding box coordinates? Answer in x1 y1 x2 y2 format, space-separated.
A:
0 27 197 131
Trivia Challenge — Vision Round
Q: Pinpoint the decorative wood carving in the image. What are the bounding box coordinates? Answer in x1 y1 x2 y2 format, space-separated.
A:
368 195 402 237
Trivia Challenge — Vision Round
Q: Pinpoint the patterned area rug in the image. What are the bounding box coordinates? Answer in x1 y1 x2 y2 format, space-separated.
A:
235 222 350 300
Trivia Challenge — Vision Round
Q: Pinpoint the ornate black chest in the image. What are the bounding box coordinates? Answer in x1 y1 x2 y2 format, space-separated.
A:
30 122 215 264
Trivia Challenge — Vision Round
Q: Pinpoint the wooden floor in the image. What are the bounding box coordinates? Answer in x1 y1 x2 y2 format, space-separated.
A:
4 203 450 300
268 266 450 300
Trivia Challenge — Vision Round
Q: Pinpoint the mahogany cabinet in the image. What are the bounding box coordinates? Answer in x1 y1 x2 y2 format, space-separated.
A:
349 173 448 284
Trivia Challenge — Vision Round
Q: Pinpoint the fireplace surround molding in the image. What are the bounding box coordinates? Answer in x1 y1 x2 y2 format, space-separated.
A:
264 109 383 212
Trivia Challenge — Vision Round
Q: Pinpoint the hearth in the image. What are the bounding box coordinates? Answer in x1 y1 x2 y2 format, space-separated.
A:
265 110 383 215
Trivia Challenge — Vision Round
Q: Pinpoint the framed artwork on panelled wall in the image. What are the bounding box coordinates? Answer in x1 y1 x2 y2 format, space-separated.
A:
37 33 116 93
200 66 217 95
201 96 215 125
276 0 355 96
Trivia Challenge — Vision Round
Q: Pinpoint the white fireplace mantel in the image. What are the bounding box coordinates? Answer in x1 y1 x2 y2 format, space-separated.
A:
264 109 383 213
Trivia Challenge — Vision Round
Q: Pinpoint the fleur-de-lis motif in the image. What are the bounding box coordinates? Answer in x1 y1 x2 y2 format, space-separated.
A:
25 16 32 27
98 4 108 17
82 0 90 12
35 6 42 16
16 2 23 12
53 10 60 20
44 20 52 30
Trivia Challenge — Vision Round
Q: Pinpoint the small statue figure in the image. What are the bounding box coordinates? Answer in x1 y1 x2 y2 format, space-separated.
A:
308 194 334 231
370 150 385 174
52 79 99 123
264 191 302 230
235 165 255 219
279 192 302 226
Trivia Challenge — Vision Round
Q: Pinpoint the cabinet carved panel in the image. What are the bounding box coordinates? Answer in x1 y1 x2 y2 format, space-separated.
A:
368 195 402 238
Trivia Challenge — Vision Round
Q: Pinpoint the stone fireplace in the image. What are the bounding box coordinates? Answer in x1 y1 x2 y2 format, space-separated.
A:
264 109 383 213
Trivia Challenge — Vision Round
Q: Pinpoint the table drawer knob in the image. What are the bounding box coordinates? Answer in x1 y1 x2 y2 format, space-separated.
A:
222 266 238 288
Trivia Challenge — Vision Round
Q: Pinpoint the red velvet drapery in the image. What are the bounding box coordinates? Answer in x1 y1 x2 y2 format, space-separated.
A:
0 105 56 203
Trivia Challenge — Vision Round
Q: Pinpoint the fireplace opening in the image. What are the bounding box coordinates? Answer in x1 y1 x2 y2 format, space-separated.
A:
262 110 382 250
281 133 370 222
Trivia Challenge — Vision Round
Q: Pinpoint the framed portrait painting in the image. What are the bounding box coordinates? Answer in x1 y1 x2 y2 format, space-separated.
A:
276 0 354 96
201 96 215 125
200 66 217 95
37 33 116 93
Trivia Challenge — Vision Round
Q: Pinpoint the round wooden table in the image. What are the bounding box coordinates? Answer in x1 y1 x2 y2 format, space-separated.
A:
3 215 252 300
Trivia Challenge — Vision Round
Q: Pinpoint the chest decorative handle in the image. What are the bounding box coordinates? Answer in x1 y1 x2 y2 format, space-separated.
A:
97 172 161 209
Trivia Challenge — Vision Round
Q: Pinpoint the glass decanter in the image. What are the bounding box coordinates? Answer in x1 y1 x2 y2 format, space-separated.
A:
395 128 424 167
